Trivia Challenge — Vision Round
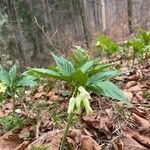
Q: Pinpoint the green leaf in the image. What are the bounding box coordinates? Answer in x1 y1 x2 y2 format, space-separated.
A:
69 47 90 67
28 68 62 79
88 70 121 83
52 53 75 76
80 59 99 73
70 69 88 86
9 64 17 82
17 76 36 87
89 81 130 104
96 35 120 55
88 63 111 76
0 69 10 86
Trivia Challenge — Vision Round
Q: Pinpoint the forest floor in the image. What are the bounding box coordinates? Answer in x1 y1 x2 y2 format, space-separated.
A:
0 59 150 150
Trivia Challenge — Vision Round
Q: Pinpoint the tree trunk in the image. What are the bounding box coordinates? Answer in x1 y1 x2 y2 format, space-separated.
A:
7 0 27 68
28 0 42 66
127 0 133 34
101 0 106 32
77 0 90 48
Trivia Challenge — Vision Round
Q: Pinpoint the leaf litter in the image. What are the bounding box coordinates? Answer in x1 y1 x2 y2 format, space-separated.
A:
0 63 150 150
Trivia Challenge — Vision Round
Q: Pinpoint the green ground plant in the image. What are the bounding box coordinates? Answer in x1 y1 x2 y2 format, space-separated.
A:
27 48 130 150
0 64 36 114
0 114 23 131
125 30 150 66
31 146 48 150
96 35 121 56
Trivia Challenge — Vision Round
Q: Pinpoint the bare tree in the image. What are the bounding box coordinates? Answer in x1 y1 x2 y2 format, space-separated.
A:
127 0 133 34
6 0 27 67
77 0 90 48
101 0 106 32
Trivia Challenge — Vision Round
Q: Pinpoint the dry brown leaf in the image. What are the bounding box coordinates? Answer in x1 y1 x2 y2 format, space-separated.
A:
127 74 139 81
15 141 29 150
122 132 147 150
18 127 30 139
123 90 133 101
83 128 93 137
134 92 144 102
46 90 59 101
69 129 100 150
81 136 101 150
0 110 5 117
131 108 147 119
126 81 137 89
82 113 112 139
128 85 141 92
0 131 23 150
105 108 114 119
132 113 150 133
67 137 77 149
34 92 47 99
26 130 64 150
0 138 23 150
27 129 100 150
114 76 125 81
132 132 150 148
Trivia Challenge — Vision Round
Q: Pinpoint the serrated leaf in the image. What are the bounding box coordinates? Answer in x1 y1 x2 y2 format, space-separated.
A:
80 59 99 73
70 47 90 67
9 64 17 82
88 70 121 84
0 69 10 86
17 76 36 87
88 63 111 76
91 81 130 104
52 53 75 76
28 68 62 79
71 69 88 86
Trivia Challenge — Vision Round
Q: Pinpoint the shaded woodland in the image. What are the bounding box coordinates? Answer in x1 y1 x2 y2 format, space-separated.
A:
0 1 150 150
0 0 150 68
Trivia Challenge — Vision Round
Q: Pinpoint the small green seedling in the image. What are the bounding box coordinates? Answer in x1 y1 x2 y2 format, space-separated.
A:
125 30 150 66
23 131 30 140
0 114 23 131
0 64 36 114
27 48 130 150
96 35 121 56
31 146 48 150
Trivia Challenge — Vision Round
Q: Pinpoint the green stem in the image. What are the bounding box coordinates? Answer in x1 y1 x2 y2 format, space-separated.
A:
132 51 135 68
60 88 78 150
60 112 73 150
12 90 16 115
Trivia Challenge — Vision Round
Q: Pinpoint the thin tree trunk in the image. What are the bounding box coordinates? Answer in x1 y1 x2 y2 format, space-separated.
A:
70 0 78 41
77 0 90 48
127 0 133 34
5 0 19 63
101 0 106 32
27 0 43 66
7 0 27 68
